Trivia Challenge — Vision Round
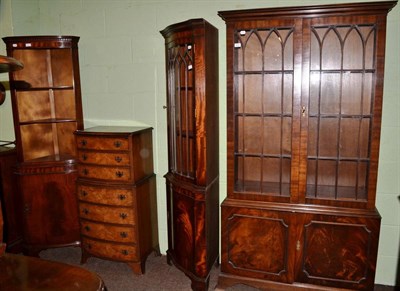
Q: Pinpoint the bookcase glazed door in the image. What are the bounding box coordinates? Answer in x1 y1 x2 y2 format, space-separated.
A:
231 19 301 204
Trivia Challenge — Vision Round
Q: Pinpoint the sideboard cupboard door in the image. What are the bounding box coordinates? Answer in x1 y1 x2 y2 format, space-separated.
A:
161 19 219 291
218 2 396 290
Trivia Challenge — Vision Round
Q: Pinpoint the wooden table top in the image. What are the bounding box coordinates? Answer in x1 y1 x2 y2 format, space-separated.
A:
0 252 105 291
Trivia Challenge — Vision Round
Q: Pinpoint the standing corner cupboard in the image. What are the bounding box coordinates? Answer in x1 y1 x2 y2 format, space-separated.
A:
3 36 83 256
160 19 219 291
217 2 397 291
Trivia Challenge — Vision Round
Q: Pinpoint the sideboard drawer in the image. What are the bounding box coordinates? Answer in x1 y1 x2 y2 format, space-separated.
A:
77 184 134 206
80 220 137 243
82 237 138 261
76 136 129 151
77 151 131 166
79 202 135 225
78 165 132 181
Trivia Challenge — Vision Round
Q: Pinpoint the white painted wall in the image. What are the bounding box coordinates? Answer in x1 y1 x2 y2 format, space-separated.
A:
1 0 398 286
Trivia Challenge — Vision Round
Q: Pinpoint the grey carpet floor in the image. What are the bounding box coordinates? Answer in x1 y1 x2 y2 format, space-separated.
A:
39 247 256 291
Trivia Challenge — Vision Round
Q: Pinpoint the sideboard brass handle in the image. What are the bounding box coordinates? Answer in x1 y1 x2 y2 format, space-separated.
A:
114 141 122 148
84 225 91 232
116 171 124 178
118 194 126 200
82 153 88 161
81 190 88 197
120 213 128 219
83 208 89 215
120 232 128 238
115 156 122 163
80 139 87 146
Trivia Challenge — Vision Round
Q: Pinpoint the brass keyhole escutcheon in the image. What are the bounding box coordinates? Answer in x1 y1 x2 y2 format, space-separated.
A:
301 106 306 117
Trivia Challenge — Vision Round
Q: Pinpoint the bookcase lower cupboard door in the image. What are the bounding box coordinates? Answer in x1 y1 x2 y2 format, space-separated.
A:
161 19 219 291
218 2 396 291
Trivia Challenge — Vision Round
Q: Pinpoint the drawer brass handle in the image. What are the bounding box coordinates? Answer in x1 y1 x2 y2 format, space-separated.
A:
84 225 91 232
81 190 88 197
82 153 88 161
83 208 89 215
116 171 124 178
87 243 92 249
80 139 87 146
121 250 129 255
114 141 122 148
115 156 122 163
118 194 126 200
120 213 128 219
83 168 89 175
120 232 128 238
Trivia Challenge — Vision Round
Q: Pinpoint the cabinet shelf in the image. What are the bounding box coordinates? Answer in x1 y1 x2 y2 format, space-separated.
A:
0 56 23 73
235 113 292 117
310 69 375 74
235 153 291 159
14 85 74 91
235 180 291 196
19 118 77 125
20 118 77 125
235 70 294 75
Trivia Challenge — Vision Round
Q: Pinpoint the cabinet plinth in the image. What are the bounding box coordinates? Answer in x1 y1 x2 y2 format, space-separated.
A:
75 126 159 275
161 18 219 291
218 2 396 290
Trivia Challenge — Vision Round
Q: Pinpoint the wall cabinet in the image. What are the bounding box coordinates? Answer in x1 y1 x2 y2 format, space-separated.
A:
218 2 396 290
3 36 83 255
75 126 159 275
161 19 219 291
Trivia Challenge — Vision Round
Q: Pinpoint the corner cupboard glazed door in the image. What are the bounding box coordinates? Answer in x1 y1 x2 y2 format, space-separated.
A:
230 19 302 203
166 43 196 181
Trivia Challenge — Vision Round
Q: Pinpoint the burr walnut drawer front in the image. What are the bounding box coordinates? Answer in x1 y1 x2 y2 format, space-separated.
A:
77 184 134 206
76 136 129 151
82 237 138 261
79 202 135 225
80 220 137 243
77 151 131 166
78 165 132 181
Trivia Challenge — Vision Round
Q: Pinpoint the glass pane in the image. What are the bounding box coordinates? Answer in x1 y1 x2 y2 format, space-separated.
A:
234 26 294 197
307 23 376 203
167 44 195 178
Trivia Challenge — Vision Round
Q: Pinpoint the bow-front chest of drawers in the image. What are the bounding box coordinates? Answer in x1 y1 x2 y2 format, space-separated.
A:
74 126 159 275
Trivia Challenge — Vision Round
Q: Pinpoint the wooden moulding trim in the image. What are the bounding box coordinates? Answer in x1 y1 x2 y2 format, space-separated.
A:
218 1 397 21
221 198 381 218
160 18 211 38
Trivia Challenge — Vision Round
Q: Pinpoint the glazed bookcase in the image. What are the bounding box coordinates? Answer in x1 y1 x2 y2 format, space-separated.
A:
217 2 397 290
